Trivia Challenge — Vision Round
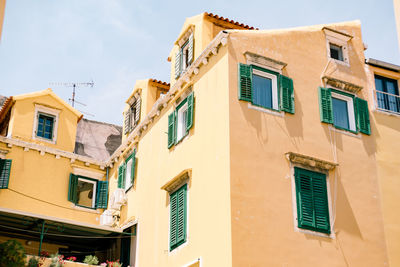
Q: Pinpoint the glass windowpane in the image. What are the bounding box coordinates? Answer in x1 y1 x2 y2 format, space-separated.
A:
332 97 350 130
252 74 272 109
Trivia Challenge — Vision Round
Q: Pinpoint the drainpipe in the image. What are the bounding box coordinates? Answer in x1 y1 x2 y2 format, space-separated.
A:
38 219 45 256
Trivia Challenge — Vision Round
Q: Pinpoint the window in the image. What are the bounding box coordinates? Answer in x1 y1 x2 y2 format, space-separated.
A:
374 75 400 114
323 27 351 65
168 92 194 148
33 104 59 143
294 167 331 234
319 87 370 135
0 159 11 189
118 151 136 191
124 96 141 135
175 33 194 79
329 43 343 61
238 63 294 114
68 174 108 209
170 184 187 251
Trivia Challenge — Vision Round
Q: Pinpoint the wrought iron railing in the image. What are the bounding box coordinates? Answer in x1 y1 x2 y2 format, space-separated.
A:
374 90 400 114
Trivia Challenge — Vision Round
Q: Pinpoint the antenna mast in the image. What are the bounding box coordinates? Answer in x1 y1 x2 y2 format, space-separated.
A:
50 80 94 107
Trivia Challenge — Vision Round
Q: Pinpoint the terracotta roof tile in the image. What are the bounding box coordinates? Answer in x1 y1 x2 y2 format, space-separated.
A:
150 79 170 88
205 12 258 30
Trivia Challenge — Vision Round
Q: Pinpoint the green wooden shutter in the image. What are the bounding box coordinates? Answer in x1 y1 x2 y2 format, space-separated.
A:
318 87 333 124
175 50 182 79
355 97 371 135
188 33 194 65
118 164 126 189
295 168 330 234
0 159 12 189
130 151 136 185
134 97 141 127
279 75 295 114
68 174 78 203
96 181 109 209
124 110 130 135
169 192 178 249
176 184 187 245
238 63 252 102
168 112 176 148
186 92 194 131
0 159 11 189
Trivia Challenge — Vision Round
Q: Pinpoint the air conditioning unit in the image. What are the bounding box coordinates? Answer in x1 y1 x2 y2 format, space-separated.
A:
109 189 127 211
100 210 114 226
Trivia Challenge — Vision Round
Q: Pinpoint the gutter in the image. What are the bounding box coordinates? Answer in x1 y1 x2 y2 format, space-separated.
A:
366 58 400 72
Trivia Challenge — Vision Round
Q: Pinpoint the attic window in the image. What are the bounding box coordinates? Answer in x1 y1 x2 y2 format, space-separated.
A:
329 43 343 61
323 27 352 65
175 29 194 79
32 104 60 144
124 94 141 135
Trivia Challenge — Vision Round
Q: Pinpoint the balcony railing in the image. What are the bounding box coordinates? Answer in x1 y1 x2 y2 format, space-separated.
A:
374 90 400 115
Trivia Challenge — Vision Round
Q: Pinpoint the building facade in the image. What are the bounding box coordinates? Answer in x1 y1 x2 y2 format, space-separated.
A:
1 12 400 267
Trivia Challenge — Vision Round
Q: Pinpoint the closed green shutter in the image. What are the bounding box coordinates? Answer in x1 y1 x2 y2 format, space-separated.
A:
134 97 141 127
68 174 78 203
279 75 295 114
238 63 252 102
318 87 333 124
186 92 194 131
170 184 187 250
355 97 371 135
118 164 126 189
0 159 11 189
167 112 176 148
124 110 130 135
96 181 109 209
175 50 182 79
169 192 177 248
188 33 194 65
295 168 330 234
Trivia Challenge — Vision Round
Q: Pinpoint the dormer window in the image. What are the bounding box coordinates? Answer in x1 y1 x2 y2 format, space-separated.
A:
124 94 141 135
329 43 343 61
323 27 352 65
32 104 60 144
175 30 194 79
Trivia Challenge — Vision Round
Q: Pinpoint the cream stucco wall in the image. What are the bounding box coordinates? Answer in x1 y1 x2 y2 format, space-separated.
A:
109 47 232 267
227 22 388 266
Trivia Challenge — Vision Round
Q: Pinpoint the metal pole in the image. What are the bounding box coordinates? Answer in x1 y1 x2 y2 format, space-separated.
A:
38 220 45 256
72 84 76 107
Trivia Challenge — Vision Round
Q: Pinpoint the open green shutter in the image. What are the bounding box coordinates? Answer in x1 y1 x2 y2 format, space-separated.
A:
312 174 331 233
170 192 178 249
96 181 109 209
355 97 371 135
188 33 194 65
134 97 141 127
176 184 187 245
68 173 78 203
124 110 130 135
118 164 125 189
186 92 194 131
0 159 11 189
131 151 136 184
168 112 176 148
175 50 182 79
295 168 315 229
238 63 252 102
279 75 295 113
318 87 333 124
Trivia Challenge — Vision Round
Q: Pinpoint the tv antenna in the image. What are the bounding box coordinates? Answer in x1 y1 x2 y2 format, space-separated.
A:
50 80 94 108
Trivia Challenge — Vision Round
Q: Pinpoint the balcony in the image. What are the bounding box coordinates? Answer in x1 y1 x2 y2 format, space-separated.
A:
375 90 400 115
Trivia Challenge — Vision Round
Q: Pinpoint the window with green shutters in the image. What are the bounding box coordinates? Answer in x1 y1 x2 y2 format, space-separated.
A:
68 174 108 209
167 92 194 148
238 63 295 114
295 167 331 234
124 96 141 135
175 33 194 79
170 184 187 251
0 159 12 189
318 87 370 135
118 151 136 191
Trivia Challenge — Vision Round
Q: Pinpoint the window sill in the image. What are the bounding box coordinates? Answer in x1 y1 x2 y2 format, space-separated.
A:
71 204 101 214
296 227 335 239
374 108 400 117
328 125 360 139
247 103 284 117
33 136 56 144
329 57 350 67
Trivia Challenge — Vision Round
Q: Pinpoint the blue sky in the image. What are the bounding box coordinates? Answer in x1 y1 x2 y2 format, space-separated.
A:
0 0 398 125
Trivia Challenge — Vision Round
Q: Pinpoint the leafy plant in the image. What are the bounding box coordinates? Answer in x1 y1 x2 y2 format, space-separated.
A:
28 256 40 267
83 255 99 265
0 239 26 267
106 260 122 267
49 254 64 267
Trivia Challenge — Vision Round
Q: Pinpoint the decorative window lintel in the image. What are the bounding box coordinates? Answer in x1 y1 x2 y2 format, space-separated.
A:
161 169 191 193
286 152 337 171
244 51 287 72
322 76 362 94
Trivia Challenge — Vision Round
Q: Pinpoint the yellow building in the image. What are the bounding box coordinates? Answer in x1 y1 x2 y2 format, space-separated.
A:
0 0 5 41
1 12 400 267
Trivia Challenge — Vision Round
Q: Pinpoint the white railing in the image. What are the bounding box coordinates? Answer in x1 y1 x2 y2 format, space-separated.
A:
374 90 400 114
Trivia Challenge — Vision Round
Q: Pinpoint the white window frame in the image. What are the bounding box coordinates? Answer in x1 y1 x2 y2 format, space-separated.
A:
289 165 335 238
176 102 188 142
324 29 351 66
252 68 279 111
32 104 60 144
76 177 97 209
125 156 134 190
331 91 356 132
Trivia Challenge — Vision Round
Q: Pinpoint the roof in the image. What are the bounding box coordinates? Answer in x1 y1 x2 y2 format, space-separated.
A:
74 118 122 161
366 58 400 72
0 96 13 125
205 12 257 30
13 88 83 121
0 95 7 108
149 79 170 88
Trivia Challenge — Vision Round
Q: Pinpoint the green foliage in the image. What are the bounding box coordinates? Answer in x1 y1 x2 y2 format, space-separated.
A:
83 255 99 265
0 239 26 267
49 254 64 267
27 256 40 267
